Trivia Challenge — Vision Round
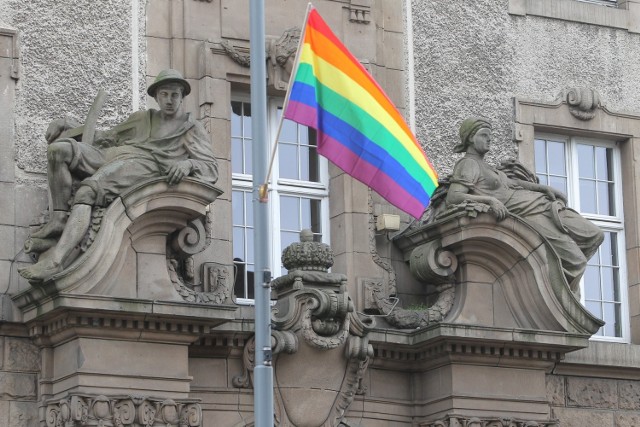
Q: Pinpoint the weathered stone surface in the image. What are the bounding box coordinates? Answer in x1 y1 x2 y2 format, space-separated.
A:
566 377 617 409
552 407 614 427
0 401 8 427
546 374 565 407
9 401 38 427
4 337 40 371
618 380 640 410
615 412 640 427
0 372 37 400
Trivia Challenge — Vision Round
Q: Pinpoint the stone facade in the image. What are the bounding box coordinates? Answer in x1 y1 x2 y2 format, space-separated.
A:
1 0 640 426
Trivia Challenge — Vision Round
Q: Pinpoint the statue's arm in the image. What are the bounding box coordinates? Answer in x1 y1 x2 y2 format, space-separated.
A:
446 158 508 220
45 117 82 144
181 120 219 185
510 178 567 204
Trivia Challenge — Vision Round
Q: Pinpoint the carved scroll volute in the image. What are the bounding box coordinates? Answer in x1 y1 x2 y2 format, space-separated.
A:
113 398 136 425
409 240 458 284
170 217 209 258
566 87 600 120
181 403 203 426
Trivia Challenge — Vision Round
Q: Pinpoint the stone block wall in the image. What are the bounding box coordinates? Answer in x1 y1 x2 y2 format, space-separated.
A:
547 374 640 427
0 334 40 427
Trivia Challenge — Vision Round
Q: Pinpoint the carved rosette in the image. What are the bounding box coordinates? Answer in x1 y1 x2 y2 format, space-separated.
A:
45 394 202 427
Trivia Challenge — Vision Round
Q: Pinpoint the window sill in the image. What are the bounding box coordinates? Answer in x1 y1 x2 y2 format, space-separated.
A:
508 0 639 32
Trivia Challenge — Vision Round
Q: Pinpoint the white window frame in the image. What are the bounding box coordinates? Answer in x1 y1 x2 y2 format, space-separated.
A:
535 133 629 342
231 95 330 304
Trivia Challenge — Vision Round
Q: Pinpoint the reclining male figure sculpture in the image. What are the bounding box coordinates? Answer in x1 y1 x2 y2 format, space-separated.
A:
19 69 219 282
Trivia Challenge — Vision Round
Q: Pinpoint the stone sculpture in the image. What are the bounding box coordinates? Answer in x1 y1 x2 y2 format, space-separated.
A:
233 230 373 426
445 117 603 290
19 69 219 282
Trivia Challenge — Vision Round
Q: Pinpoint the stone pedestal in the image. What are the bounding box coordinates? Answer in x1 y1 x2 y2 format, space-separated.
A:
384 211 604 426
11 179 236 427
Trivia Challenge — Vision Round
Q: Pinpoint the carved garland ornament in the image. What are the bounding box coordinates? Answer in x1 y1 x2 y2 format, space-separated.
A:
421 415 558 427
45 394 202 427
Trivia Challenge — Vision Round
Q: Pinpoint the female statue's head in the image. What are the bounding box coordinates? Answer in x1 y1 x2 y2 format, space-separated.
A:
455 117 492 153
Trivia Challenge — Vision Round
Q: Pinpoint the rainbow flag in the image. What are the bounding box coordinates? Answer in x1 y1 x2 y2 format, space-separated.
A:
283 7 438 219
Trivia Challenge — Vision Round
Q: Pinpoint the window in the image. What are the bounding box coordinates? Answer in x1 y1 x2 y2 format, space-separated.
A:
535 135 628 340
231 97 329 303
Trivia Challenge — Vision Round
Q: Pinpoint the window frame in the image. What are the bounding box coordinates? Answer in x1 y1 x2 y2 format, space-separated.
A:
231 95 330 304
535 132 629 342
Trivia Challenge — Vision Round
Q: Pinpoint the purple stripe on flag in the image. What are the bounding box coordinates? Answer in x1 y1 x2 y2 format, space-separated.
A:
318 131 426 218
284 100 318 129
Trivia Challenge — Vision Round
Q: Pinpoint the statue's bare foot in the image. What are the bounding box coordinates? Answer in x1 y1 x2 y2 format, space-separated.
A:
18 259 62 282
30 212 68 239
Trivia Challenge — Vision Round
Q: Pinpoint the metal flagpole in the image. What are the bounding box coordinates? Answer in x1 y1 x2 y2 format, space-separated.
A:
249 0 274 425
259 3 313 202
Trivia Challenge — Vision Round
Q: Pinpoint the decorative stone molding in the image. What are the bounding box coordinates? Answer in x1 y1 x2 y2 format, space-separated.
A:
13 178 224 304
420 414 558 427
347 6 371 24
347 0 372 24
45 394 202 427
564 87 600 120
233 231 374 426
394 209 603 335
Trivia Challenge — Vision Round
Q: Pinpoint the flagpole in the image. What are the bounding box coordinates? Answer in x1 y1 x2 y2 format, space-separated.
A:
249 0 274 425
259 2 314 201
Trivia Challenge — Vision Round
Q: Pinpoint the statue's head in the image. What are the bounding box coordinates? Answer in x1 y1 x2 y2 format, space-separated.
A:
147 69 191 98
455 117 492 153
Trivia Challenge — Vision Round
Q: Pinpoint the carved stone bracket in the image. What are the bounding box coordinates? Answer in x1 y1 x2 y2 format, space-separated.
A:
420 414 558 427
565 87 600 120
45 394 202 427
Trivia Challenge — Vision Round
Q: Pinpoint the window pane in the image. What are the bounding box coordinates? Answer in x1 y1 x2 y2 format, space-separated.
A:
534 139 547 174
583 265 601 300
245 139 253 176
281 118 297 143
245 192 254 227
243 103 252 138
577 144 595 179
596 182 611 216
585 300 602 320
595 146 608 180
231 101 242 136
602 303 621 337
281 231 299 251
601 267 616 301
246 232 255 264
548 141 566 176
232 138 244 174
300 146 310 181
279 144 299 180
579 179 597 213
280 196 301 231
233 227 245 260
549 176 567 196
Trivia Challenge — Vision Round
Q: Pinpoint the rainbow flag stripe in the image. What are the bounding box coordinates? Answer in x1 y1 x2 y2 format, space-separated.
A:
284 8 438 219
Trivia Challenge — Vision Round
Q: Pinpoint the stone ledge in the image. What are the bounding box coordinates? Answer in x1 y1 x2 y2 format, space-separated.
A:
508 0 630 30
555 341 640 379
